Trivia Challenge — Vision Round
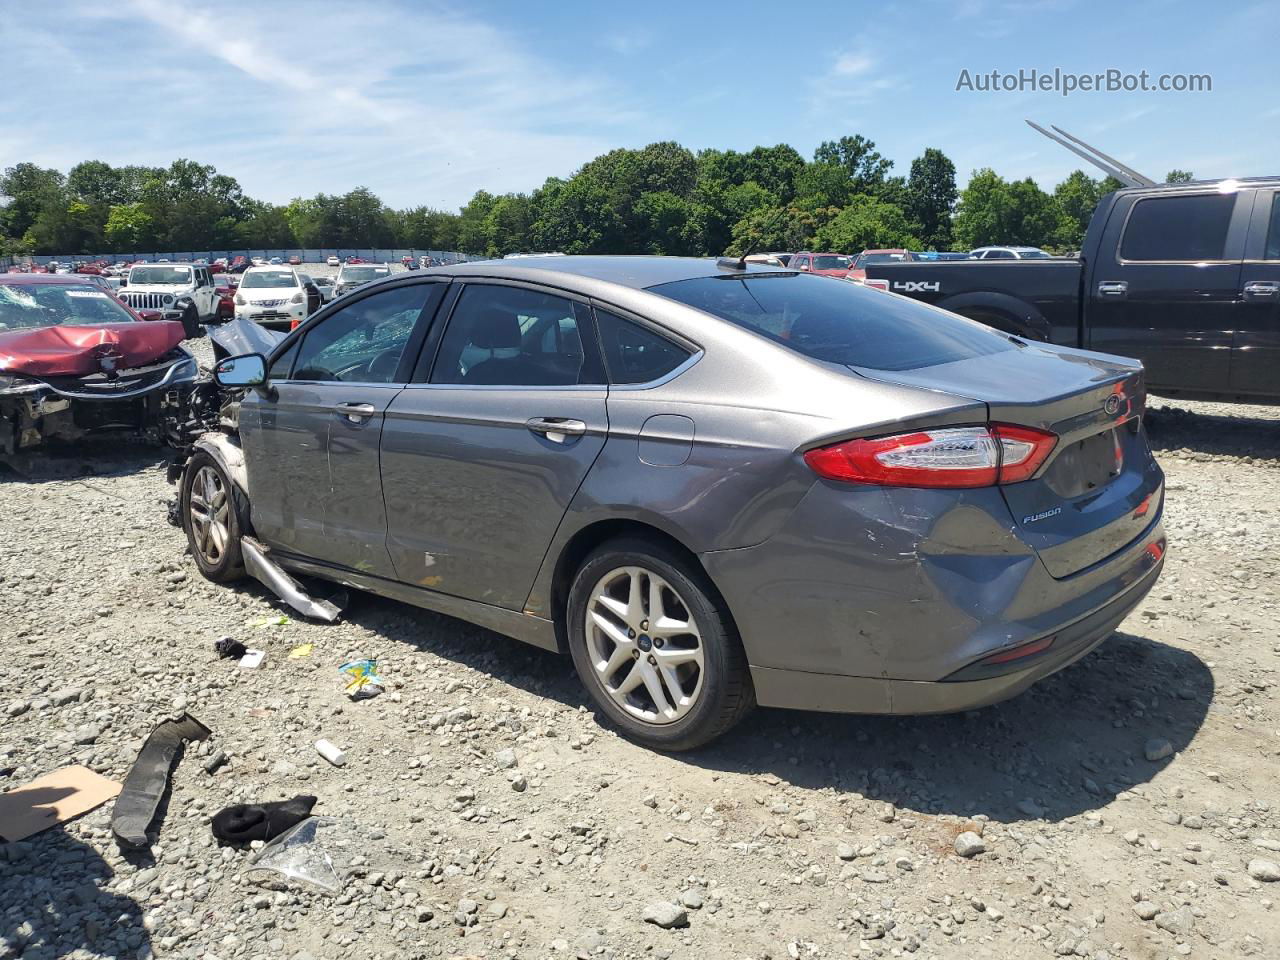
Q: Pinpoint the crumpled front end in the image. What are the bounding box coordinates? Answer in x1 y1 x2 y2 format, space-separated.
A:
0 333 199 453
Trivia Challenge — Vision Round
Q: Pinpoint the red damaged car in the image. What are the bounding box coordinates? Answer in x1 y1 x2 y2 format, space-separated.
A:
0 274 198 453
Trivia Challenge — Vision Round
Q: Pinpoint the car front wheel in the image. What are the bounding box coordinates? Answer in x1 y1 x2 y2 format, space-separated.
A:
566 538 754 751
181 451 246 582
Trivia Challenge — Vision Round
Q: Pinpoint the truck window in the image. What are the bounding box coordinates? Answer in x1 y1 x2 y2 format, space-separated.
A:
1120 194 1235 262
1265 195 1280 260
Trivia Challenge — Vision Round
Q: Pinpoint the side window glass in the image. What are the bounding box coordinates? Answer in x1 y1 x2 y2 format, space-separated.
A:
594 309 691 384
430 285 586 386
1121 194 1236 261
291 284 434 383
1264 194 1280 260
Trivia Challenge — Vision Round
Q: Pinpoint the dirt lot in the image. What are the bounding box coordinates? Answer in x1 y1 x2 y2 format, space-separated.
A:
1 366 1277 960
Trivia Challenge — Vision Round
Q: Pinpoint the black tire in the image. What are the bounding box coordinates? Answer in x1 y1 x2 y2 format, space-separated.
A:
566 536 754 751
181 450 246 582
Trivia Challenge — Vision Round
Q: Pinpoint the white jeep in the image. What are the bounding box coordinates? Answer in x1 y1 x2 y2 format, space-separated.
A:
118 263 220 332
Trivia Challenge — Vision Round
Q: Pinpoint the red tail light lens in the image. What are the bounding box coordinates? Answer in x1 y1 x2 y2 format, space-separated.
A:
862 278 890 291
804 424 1057 488
290 318 301 330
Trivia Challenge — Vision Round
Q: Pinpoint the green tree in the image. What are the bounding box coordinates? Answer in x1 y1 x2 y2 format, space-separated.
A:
953 169 1056 249
813 195 920 252
812 135 893 195
1165 169 1194 183
905 148 958 249
104 203 156 251
1 163 67 240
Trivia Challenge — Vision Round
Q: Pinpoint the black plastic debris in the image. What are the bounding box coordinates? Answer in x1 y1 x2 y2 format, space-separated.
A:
211 795 317 846
111 713 211 848
214 637 247 660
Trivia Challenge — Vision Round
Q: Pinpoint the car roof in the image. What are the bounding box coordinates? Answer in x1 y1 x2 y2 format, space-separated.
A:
860 248 908 254
438 255 791 292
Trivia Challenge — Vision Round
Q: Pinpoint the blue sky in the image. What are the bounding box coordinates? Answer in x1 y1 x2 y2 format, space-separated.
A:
2 0 1276 210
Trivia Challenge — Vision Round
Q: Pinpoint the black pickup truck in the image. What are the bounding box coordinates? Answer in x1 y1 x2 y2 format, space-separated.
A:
864 178 1280 404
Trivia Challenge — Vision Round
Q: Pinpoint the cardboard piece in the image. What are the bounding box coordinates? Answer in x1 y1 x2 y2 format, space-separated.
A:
0 765 122 842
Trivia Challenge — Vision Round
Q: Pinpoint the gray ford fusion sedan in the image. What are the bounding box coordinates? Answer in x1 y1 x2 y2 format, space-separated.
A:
188 255 1166 750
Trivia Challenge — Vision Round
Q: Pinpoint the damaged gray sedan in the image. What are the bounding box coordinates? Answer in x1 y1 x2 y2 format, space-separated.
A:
174 256 1166 750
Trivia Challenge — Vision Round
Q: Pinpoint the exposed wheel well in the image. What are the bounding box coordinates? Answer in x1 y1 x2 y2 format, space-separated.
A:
549 519 716 654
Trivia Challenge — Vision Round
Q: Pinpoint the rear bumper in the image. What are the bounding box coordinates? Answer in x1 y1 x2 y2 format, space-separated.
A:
748 550 1161 714
702 476 1166 708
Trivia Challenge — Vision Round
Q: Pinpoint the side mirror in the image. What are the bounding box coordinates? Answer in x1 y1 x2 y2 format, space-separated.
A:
119 278 127 287
213 353 267 388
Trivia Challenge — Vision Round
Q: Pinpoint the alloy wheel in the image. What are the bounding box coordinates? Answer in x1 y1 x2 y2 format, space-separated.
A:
188 465 231 565
584 565 704 725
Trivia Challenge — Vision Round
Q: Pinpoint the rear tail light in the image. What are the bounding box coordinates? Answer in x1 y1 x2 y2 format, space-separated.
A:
862 278 890 291
290 318 302 330
803 424 1057 488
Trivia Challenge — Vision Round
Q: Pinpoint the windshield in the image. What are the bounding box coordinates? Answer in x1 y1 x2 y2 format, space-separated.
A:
811 255 851 271
0 282 136 333
240 270 298 289
129 266 192 285
650 273 1015 371
856 253 908 266
339 266 390 285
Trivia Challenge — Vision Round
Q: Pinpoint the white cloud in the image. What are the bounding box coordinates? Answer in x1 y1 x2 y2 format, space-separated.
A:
0 0 647 209
832 51 876 78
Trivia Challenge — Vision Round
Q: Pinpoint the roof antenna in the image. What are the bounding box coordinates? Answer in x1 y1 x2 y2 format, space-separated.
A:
1024 120 1156 188
718 240 758 270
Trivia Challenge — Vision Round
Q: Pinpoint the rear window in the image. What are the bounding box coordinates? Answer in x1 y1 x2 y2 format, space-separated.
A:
649 273 1015 372
812 255 851 271
1120 193 1235 261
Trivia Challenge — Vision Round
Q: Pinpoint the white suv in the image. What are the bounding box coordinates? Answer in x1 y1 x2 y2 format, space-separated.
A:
119 263 219 327
235 266 309 331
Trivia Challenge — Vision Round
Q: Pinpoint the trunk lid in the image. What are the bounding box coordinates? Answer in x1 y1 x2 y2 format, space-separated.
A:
849 342 1164 578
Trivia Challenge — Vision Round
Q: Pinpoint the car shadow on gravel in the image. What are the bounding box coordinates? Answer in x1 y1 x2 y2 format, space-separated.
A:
0 440 170 483
690 630 1214 825
340 594 1212 825
1 821 151 959
1145 402 1280 462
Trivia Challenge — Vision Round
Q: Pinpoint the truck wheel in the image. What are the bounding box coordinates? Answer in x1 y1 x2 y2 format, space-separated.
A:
566 536 754 751
181 451 245 582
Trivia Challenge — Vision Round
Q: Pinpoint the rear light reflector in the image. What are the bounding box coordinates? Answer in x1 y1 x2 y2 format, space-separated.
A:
803 424 1057 488
290 318 301 330
862 278 890 291
980 634 1056 665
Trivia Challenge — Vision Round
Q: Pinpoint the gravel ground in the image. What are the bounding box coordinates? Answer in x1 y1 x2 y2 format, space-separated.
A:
1 368 1277 960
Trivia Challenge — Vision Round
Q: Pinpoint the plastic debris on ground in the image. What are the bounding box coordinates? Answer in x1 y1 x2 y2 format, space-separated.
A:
214 636 247 660
315 739 346 766
337 659 384 700
251 615 289 629
245 816 366 893
288 643 313 659
111 713 210 848
238 649 266 669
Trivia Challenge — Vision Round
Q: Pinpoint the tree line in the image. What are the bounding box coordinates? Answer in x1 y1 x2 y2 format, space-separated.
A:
0 139 1193 259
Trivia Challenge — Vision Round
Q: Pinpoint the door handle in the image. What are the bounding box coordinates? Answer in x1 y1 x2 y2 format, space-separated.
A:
334 402 376 422
1097 281 1128 299
526 417 587 443
1243 280 1280 300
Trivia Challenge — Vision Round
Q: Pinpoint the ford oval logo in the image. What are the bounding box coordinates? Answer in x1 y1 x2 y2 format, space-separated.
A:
1104 395 1121 416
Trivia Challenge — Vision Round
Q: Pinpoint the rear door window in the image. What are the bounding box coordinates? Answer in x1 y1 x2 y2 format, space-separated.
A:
1120 193 1236 261
1263 194 1280 260
650 272 1014 372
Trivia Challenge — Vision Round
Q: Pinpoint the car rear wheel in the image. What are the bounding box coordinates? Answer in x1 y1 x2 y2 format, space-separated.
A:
182 451 245 583
566 537 753 751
